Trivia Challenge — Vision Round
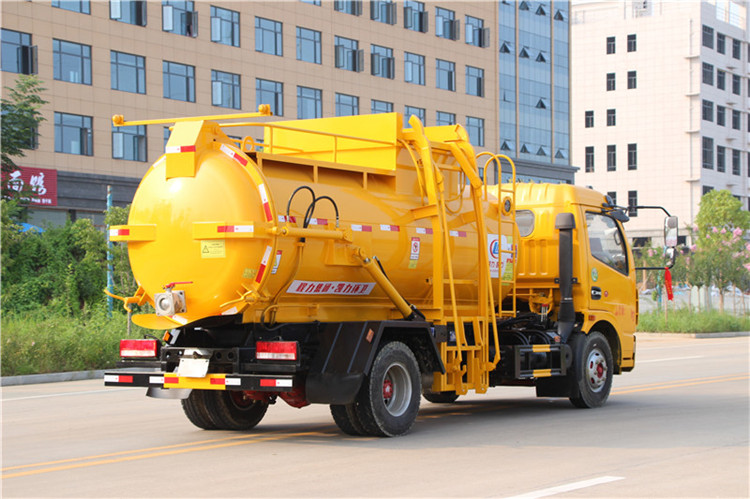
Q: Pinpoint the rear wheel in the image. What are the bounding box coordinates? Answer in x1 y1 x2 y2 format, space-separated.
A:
181 390 218 430
330 404 367 436
204 390 269 430
354 341 421 437
569 331 613 408
423 391 459 404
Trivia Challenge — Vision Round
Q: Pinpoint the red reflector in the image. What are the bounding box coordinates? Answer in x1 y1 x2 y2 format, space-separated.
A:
164 376 179 384
256 341 298 360
260 379 275 387
120 339 158 358
210 378 225 385
119 375 133 384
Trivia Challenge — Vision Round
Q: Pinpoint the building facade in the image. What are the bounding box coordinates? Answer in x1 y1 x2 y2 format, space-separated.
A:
572 0 750 242
2 0 574 226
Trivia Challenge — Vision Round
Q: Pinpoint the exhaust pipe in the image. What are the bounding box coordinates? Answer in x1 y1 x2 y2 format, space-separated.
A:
555 213 576 343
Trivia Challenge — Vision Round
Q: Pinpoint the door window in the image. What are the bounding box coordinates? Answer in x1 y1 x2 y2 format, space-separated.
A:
586 212 628 274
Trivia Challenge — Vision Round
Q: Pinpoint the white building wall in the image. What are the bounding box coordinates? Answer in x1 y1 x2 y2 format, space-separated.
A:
572 0 749 242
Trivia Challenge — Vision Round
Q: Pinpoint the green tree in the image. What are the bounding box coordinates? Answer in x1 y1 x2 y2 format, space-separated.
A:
1 74 47 199
693 190 750 312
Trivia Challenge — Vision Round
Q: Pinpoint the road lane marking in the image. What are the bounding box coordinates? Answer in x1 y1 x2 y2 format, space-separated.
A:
614 373 749 395
2 388 141 402
503 476 624 498
638 355 704 363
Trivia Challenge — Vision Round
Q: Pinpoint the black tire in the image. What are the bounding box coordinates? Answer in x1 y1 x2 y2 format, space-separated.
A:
569 331 613 408
354 341 421 437
181 390 219 430
330 404 367 436
204 390 269 430
423 391 459 404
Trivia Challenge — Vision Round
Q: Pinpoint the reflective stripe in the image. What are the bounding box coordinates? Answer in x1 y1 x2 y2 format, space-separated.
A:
166 145 196 154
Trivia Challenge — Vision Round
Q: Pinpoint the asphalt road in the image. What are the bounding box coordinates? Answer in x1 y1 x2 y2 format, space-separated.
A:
2 335 748 498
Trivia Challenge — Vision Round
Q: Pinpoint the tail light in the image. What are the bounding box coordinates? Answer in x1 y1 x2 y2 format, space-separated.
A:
120 339 158 358
256 341 298 361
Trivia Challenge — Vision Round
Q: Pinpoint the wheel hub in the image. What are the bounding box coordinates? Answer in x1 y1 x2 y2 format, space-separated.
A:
381 361 412 417
586 348 608 393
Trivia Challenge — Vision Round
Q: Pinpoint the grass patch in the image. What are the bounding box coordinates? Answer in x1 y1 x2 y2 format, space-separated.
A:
1 307 148 377
638 309 750 333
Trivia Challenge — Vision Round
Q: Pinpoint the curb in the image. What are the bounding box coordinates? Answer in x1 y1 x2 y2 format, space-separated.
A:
1 369 106 387
3 333 748 386
636 331 750 339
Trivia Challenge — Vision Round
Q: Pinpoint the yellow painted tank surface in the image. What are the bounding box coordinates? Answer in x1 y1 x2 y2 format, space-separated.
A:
111 113 516 329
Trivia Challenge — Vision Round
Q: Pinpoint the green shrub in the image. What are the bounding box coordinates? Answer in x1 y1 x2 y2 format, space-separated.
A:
638 309 750 333
1 307 148 376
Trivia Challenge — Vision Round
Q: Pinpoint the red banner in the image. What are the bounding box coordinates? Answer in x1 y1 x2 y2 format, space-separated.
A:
2 166 58 206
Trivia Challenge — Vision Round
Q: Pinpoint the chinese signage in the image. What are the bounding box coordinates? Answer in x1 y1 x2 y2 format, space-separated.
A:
3 166 58 206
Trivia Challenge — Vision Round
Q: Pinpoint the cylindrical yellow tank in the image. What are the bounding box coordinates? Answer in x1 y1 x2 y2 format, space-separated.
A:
116 114 516 329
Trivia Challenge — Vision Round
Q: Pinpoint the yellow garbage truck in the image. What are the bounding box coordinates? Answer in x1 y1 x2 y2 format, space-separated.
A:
105 110 676 436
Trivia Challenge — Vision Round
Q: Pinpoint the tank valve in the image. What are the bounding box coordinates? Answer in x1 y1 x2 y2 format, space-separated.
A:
154 290 186 316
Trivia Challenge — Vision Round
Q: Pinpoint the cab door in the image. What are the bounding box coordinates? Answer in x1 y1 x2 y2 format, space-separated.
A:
583 211 637 342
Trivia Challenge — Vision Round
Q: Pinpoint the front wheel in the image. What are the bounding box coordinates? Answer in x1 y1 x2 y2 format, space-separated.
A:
354 341 421 437
569 331 613 408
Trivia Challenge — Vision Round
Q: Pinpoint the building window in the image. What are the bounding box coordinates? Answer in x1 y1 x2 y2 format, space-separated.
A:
702 100 713 122
405 105 425 125
607 144 616 171
732 149 741 175
627 143 637 170
371 100 393 114
53 39 91 85
466 66 484 97
717 69 726 90
627 34 636 52
371 45 395 79
53 0 90 14
112 124 146 162
162 60 195 102
732 109 741 130
717 105 726 126
607 191 617 205
335 93 359 116
436 111 455 126
717 33 726 54
297 27 321 64
627 70 637 89
211 70 241 109
256 78 283 116
584 110 594 128
466 116 484 147
606 36 615 54
732 74 741 95
606 72 615 91
300 0 321 5
297 86 321 119
717 145 726 172
334 0 362 15
162 1 197 37
466 16 488 48
435 7 458 41
606 109 616 126
702 25 713 48
404 52 425 85
210 6 239 47
585 146 595 173
1 29 36 74
732 38 741 59
702 186 713 196
111 0 146 26
404 1 428 33
371 0 396 25
335 36 363 72
702 137 714 169
55 112 92 156
111 51 145 94
628 191 638 217
256 17 283 56
702 63 713 85
436 59 455 91
163 127 171 149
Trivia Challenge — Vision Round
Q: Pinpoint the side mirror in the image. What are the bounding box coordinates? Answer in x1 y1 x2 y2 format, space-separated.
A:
664 216 678 248
664 246 676 269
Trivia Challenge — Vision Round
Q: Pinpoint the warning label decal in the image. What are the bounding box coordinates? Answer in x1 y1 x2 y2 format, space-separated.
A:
201 240 226 259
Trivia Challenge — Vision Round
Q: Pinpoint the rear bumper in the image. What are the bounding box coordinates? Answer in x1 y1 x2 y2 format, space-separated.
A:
104 371 295 391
